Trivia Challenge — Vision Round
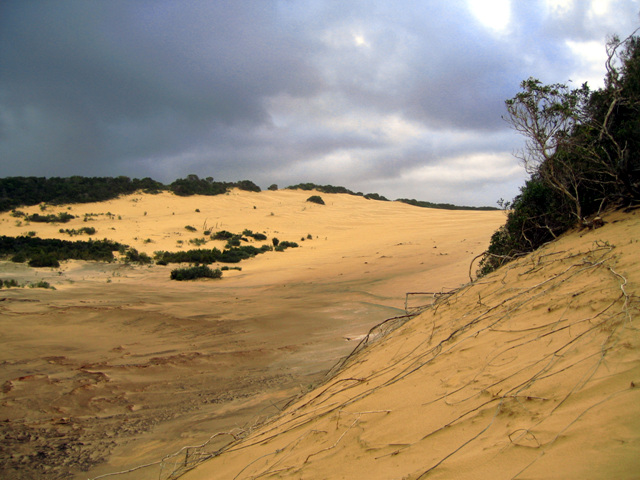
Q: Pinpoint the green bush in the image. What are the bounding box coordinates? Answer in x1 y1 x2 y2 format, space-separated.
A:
26 212 75 223
170 265 222 281
60 227 96 236
1 236 122 263
274 241 299 252
306 195 325 205
211 230 234 240
10 252 27 263
124 248 152 264
28 254 60 268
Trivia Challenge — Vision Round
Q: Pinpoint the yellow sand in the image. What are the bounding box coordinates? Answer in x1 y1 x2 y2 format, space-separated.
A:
0 189 505 480
178 209 640 480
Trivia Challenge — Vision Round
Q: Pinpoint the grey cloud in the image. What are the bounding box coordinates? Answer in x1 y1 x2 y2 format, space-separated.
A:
1 0 638 206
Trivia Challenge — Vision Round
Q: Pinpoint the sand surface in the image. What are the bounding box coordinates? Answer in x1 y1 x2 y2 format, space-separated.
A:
0 189 505 479
178 208 640 480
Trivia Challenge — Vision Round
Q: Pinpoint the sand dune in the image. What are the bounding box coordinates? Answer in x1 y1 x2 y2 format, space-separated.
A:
177 208 640 480
0 189 505 480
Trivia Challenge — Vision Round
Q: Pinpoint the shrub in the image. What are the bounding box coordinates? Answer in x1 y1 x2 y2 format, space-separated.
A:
170 265 222 281
275 241 299 252
184 225 197 232
60 227 96 236
124 248 152 264
26 212 75 223
10 252 27 263
211 230 234 240
226 237 241 247
306 195 325 205
29 254 60 268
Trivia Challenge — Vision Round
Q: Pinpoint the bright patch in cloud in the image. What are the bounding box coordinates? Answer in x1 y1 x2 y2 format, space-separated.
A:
545 0 574 14
353 32 370 48
589 0 611 16
467 0 511 32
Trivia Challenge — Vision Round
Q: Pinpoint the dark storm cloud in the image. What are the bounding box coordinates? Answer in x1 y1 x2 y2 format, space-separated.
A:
1 0 638 205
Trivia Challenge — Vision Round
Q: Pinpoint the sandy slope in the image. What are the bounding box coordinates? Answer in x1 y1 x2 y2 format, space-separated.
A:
0 189 504 480
178 208 640 480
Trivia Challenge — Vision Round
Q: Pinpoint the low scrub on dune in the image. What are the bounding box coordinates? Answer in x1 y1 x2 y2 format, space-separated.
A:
170 265 222 281
59 227 96 236
0 235 123 265
0 278 55 289
274 241 299 252
25 212 75 223
155 244 273 265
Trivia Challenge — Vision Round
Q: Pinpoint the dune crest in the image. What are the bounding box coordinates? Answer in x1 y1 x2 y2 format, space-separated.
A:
179 209 640 480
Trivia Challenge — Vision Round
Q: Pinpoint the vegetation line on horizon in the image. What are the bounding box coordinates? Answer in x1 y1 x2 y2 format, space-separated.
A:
0 176 496 213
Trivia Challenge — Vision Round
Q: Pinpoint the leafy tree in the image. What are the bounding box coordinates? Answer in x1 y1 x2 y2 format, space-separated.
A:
505 78 591 221
479 32 640 276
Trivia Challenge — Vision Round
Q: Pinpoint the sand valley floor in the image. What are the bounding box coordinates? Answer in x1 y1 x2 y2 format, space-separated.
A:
0 190 505 479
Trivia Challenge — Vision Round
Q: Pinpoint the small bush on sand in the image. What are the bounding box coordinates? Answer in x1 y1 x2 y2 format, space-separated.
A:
29 280 54 289
306 195 325 205
170 265 222 281
275 241 299 252
28 254 60 268
211 230 234 240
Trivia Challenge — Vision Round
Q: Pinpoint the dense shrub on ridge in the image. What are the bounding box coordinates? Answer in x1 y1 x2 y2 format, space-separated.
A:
169 175 260 197
0 176 163 212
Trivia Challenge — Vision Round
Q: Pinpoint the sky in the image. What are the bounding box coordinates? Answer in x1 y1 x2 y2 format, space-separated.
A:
1 1 638 206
